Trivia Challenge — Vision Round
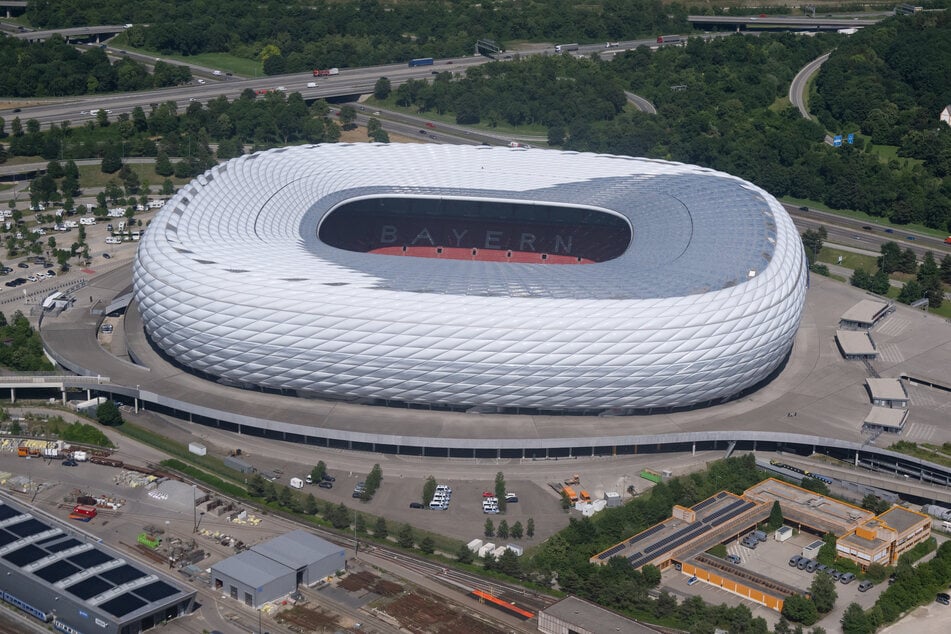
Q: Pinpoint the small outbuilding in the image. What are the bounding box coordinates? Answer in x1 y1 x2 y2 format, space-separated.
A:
863 406 909 434
865 378 909 408
839 299 890 330
835 330 878 360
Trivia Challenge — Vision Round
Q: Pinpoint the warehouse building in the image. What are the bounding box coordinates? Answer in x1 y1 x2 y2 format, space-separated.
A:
538 596 662 634
211 530 345 608
0 494 195 634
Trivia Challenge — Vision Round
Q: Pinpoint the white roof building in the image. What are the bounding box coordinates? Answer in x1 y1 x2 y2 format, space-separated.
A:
134 144 807 413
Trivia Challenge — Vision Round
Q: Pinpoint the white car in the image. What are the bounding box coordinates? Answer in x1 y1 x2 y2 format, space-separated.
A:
212 70 222 76
105 237 121 244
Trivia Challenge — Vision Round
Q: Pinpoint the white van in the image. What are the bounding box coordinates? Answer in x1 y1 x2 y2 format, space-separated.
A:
105 237 121 244
307 82 317 88
289 477 304 489
79 217 96 225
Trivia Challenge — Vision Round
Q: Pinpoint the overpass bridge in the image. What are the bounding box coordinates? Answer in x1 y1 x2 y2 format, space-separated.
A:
687 14 883 31
11 24 129 42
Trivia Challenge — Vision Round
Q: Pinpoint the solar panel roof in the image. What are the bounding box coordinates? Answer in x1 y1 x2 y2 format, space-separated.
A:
67 576 113 600
6 517 46 538
99 593 147 618
101 564 148 585
4 544 47 567
35 560 80 583
68 549 114 568
0 529 18 548
133 580 178 602
0 505 21 521
45 537 82 553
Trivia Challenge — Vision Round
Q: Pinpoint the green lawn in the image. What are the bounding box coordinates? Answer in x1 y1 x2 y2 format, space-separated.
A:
76 163 191 189
818 247 878 272
108 33 263 77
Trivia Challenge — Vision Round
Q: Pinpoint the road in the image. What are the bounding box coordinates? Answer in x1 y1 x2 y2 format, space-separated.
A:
789 52 830 119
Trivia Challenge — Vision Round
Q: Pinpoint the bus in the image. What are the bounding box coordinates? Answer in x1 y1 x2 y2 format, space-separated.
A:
408 57 434 67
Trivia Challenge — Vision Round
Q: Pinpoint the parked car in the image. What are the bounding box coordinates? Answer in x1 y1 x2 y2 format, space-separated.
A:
789 556 803 567
318 481 333 489
17 262 29 268
687 576 699 586
936 592 950 605
103 253 112 259
409 502 423 509
906 235 916 241
726 554 741 564
321 473 336 482
62 459 78 467
884 228 894 233
840 572 856 584
858 580 874 592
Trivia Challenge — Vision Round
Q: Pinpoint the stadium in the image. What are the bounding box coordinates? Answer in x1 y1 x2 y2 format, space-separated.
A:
133 144 807 414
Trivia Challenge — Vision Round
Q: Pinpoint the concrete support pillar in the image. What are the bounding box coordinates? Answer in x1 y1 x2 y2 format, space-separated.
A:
692 442 696 456
86 388 91 400
134 398 139 414
61 388 67 406
9 388 14 403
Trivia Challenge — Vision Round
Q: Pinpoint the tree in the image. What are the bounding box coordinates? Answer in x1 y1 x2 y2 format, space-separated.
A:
96 400 123 426
917 251 939 283
397 523 415 548
850 268 871 290
497 519 509 539
800 477 830 496
801 228 827 264
373 76 391 100
456 543 474 563
363 463 383 500
247 473 265 497
809 570 837 614
767 500 784 531
422 475 437 505
878 241 902 273
841 602 873 634
868 269 890 295
419 535 435 554
338 105 356 130
310 461 326 483
373 516 388 539
641 564 661 587
817 532 838 567
101 147 122 174
328 503 350 529
484 518 495 537
155 151 173 177
782 593 819 625
511 521 523 540
940 254 951 284
354 513 367 534
261 480 277 503
278 485 294 510
861 494 890 515
303 493 318 515
896 279 924 305
496 548 521 576
495 471 507 512
526 517 534 538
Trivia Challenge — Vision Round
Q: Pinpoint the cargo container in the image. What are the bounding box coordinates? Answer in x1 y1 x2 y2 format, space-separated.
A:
188 442 207 456
223 455 254 474
70 505 97 521
604 491 621 507
467 538 484 553
639 469 663 484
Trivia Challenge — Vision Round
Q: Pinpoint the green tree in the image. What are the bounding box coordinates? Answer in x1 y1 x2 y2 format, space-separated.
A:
397 523 415 548
422 475 437 505
354 513 367 534
419 535 435 554
868 269 891 295
916 251 938 282
861 494 891 515
496 548 521 576
456 543 474 563
897 279 924 305
363 463 383 499
373 516 388 539
526 517 534 538
96 400 123 426
278 485 293 509
262 480 277 503
338 105 356 129
801 228 827 264
767 500 784 531
782 593 819 625
246 473 265 497
800 477 830 496
850 268 871 290
809 569 837 614
328 502 350 529
841 602 872 634
310 461 326 483
101 147 122 174
303 493 318 515
641 564 661 587
511 521 523 540
373 77 391 100
495 471 506 512
497 519 509 539
484 518 494 538
940 254 951 284
817 532 838 567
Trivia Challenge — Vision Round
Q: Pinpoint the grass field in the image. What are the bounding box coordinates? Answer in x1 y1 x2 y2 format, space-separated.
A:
108 33 263 77
76 163 192 189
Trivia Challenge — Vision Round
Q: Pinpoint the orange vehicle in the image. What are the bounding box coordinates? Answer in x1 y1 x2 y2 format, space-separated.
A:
944 236 951 244
579 490 592 503
17 447 28 457
562 485 579 502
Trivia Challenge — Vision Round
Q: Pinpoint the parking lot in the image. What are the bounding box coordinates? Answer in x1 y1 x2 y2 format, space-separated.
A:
665 527 891 629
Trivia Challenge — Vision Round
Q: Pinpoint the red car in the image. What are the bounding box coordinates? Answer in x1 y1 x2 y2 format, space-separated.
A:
482 491 495 497
425 122 435 129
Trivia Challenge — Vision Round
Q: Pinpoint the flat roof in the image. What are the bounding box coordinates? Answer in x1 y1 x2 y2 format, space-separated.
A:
744 479 874 536
836 330 877 356
541 596 661 633
878 506 928 534
866 378 908 401
839 528 887 552
211 550 290 587
864 407 908 428
250 530 342 569
840 299 888 324
591 492 764 567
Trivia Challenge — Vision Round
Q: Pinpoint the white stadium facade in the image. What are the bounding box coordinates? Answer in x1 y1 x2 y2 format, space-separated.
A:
133 144 808 415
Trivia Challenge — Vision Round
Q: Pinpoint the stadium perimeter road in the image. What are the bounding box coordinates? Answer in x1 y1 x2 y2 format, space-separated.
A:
38 263 951 452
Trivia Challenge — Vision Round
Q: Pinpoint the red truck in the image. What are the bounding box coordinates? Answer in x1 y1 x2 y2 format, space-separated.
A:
944 236 951 244
312 68 339 77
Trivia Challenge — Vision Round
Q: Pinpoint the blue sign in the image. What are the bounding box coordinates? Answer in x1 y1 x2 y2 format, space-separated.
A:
847 133 854 145
833 135 843 147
